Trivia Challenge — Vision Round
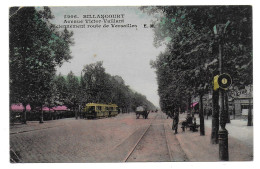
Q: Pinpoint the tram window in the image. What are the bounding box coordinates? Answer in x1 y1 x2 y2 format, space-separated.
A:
88 106 95 111
97 106 101 110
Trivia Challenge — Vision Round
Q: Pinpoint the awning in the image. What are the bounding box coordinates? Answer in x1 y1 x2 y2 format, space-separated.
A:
42 106 69 111
190 102 198 108
11 104 69 112
11 104 31 112
52 106 69 111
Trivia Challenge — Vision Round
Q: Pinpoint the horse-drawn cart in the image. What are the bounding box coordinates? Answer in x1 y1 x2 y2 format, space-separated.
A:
135 106 149 119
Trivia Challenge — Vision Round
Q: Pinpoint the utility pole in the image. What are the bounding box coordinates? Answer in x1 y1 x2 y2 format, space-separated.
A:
213 21 230 161
225 92 230 123
218 36 229 160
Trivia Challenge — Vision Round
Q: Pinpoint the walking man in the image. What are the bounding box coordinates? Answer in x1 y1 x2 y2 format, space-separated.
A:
172 112 179 134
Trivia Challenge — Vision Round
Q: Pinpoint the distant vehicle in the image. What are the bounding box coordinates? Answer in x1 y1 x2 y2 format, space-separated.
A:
135 106 149 119
83 103 118 119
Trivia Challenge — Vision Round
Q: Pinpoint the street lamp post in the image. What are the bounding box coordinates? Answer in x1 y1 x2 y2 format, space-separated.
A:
213 21 230 161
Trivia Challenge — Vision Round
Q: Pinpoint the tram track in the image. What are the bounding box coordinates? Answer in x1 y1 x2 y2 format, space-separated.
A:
111 114 157 151
166 119 189 162
123 114 158 162
123 113 173 162
163 119 173 161
161 113 174 161
122 114 158 162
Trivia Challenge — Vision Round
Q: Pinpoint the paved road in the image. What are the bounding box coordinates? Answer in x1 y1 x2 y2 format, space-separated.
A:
10 112 252 162
10 112 186 162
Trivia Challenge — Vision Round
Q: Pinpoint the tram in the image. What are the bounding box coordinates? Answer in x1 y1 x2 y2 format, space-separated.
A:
83 103 118 119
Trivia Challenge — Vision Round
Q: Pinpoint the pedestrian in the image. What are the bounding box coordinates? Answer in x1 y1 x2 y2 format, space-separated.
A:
172 112 179 134
186 113 192 124
167 111 171 119
192 117 198 132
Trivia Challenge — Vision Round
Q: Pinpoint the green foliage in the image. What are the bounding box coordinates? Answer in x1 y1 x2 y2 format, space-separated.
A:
79 62 156 111
65 71 80 110
9 7 74 110
9 7 155 114
52 74 68 104
141 6 252 111
53 61 156 113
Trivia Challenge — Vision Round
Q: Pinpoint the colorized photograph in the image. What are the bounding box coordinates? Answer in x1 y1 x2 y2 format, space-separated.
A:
9 6 253 162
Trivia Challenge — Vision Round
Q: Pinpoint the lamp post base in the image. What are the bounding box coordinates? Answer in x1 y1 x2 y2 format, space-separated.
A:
219 128 229 161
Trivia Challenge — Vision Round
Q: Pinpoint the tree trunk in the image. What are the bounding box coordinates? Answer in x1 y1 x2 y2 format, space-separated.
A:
211 89 219 144
76 105 79 119
39 105 44 123
188 95 191 114
247 85 253 126
206 108 209 120
233 107 235 120
199 94 205 136
22 103 27 124
191 101 194 118
247 98 252 126
225 92 230 123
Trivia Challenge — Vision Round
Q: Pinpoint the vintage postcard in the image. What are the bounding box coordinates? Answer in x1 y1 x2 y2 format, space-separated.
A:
9 6 253 163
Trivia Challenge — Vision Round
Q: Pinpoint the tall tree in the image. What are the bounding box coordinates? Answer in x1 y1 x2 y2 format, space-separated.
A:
66 71 80 111
142 6 252 138
52 74 68 105
80 62 156 112
9 7 74 123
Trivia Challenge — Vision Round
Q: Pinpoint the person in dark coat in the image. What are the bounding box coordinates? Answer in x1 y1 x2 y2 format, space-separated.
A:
167 111 172 119
186 113 193 124
172 112 179 134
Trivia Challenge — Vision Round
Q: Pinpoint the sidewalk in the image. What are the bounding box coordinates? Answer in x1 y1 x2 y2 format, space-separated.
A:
168 113 253 161
204 116 253 148
10 118 72 134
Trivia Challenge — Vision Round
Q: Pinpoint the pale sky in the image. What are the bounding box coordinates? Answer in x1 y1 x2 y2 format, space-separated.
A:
50 7 165 107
